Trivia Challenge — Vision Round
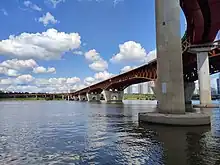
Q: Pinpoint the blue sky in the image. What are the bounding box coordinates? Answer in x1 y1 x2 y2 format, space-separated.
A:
0 0 218 93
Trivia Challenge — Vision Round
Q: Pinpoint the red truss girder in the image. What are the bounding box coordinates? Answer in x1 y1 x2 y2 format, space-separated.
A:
73 48 220 96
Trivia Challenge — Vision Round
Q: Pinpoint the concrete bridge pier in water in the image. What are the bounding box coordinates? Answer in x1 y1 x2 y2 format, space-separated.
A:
86 92 101 102
151 81 196 111
78 95 87 101
103 89 124 103
139 0 211 126
76 90 124 103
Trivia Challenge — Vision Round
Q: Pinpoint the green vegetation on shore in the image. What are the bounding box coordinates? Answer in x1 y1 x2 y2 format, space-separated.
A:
123 94 156 100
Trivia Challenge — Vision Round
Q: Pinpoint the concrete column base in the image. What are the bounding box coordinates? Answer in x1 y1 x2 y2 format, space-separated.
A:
185 101 196 112
138 112 210 126
106 100 123 104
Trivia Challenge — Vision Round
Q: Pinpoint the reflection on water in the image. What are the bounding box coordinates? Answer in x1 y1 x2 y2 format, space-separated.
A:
0 100 220 164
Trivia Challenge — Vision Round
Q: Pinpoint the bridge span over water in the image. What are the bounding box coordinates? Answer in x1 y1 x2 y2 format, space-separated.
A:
72 0 220 108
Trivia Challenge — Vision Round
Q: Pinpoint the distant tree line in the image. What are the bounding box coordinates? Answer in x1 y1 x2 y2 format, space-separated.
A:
123 94 156 100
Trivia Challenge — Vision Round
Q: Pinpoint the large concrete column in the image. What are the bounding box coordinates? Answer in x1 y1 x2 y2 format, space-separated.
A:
197 52 212 106
103 90 124 103
155 0 185 114
86 93 101 102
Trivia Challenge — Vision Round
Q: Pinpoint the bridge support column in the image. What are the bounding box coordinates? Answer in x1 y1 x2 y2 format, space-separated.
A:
78 95 87 101
184 82 195 111
197 52 212 106
73 96 79 101
103 90 124 103
138 0 210 126
86 93 101 102
155 0 185 114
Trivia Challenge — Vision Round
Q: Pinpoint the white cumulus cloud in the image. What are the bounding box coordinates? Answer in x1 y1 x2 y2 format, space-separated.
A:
89 60 108 72
0 76 81 93
66 77 81 84
16 74 35 84
120 65 136 73
0 59 37 70
84 49 102 61
38 12 59 26
0 67 19 77
94 71 114 81
33 66 56 74
144 49 157 63
47 67 56 73
0 28 81 60
83 71 114 87
24 1 42 11
84 76 96 86
110 41 147 63
84 49 108 72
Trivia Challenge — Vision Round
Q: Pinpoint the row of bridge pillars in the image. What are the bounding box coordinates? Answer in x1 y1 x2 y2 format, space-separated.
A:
72 89 124 103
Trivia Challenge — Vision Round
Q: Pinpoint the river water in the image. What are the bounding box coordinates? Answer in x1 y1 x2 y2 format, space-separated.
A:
0 100 220 165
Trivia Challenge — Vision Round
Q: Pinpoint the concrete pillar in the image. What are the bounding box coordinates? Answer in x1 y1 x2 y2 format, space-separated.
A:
155 0 185 114
103 90 124 103
78 95 87 101
197 52 212 106
73 96 79 101
184 82 195 111
86 93 101 102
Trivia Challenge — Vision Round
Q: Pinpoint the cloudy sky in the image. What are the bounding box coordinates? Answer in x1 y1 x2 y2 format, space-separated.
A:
0 0 219 93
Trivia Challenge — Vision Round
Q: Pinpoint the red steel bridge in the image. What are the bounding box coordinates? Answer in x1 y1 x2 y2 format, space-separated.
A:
72 0 220 97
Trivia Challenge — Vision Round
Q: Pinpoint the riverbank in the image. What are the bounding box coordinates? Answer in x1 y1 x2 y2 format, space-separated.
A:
123 94 156 100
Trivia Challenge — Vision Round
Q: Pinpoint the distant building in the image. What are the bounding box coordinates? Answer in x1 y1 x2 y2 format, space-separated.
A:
127 86 132 94
124 85 132 94
138 83 144 94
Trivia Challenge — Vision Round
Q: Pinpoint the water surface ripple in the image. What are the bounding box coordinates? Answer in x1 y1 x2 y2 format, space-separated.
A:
0 100 220 165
